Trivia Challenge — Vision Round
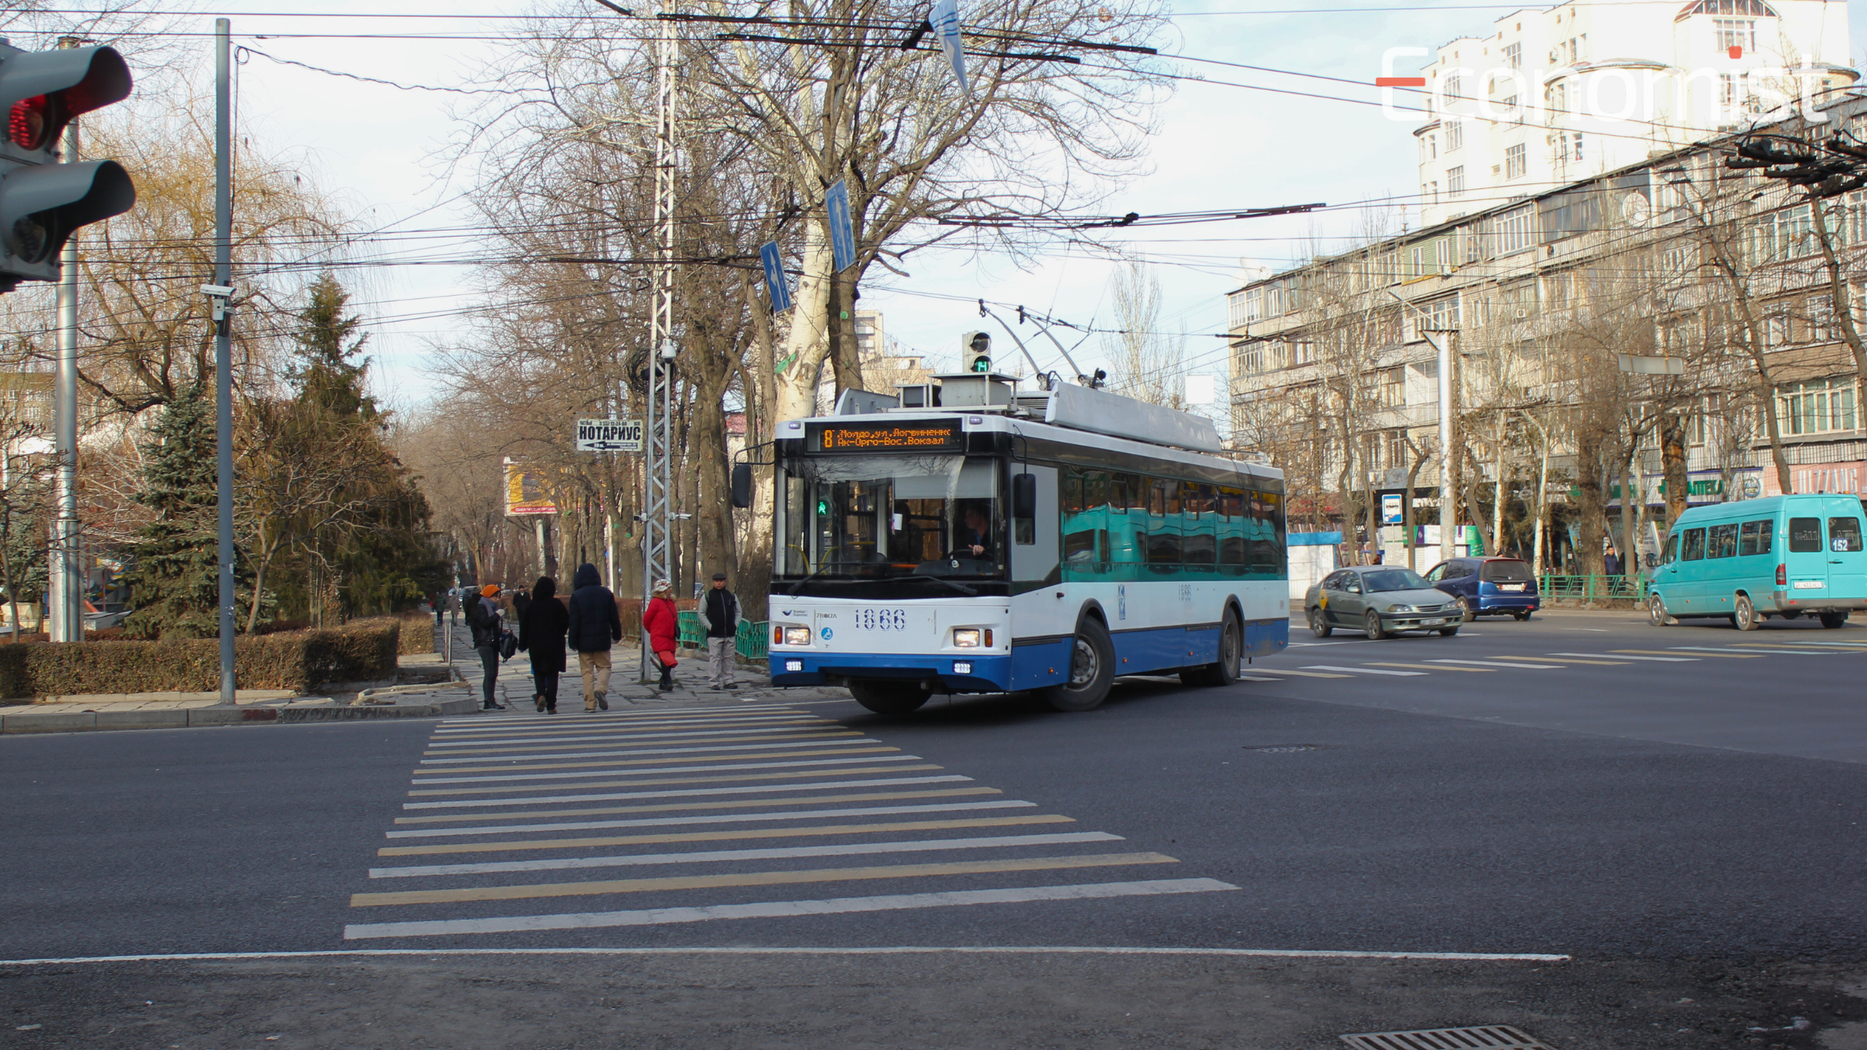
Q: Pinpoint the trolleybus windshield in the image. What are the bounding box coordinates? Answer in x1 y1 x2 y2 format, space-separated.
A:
777 453 1004 588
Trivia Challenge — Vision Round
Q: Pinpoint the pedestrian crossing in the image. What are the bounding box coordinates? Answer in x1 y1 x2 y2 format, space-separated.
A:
1237 636 1867 682
345 707 1236 941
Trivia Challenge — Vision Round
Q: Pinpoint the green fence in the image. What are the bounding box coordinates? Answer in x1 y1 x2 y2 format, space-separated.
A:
1538 574 1650 602
676 611 769 660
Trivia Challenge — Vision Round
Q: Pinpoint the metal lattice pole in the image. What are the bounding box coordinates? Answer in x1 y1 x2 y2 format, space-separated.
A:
641 12 679 683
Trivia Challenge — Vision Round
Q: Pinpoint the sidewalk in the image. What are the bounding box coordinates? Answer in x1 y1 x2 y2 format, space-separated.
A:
432 615 851 714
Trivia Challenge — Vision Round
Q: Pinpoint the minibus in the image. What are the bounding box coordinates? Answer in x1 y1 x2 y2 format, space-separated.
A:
1648 494 1867 630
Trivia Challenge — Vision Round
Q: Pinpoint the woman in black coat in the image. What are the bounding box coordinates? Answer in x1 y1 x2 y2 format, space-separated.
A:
517 575 570 713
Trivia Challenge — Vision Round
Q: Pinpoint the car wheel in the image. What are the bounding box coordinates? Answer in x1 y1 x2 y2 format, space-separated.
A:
1820 611 1848 630
1647 593 1672 627
1308 607 1332 638
1455 595 1475 623
1183 610 1243 688
1363 610 1387 640
847 680 931 716
1734 594 1760 631
1040 618 1115 712
1438 626 1459 637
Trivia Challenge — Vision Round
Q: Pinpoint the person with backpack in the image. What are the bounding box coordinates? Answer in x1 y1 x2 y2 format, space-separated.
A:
695 572 740 691
517 575 568 714
642 580 682 692
565 563 622 712
468 583 506 710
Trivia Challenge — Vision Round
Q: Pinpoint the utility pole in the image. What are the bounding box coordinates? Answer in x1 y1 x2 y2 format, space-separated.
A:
212 18 235 703
1423 327 1458 565
48 34 82 644
640 8 678 682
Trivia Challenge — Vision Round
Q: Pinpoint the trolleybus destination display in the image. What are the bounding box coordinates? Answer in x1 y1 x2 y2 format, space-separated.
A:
810 420 964 452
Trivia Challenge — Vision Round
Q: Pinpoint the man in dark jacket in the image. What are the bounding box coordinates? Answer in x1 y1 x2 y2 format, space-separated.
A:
565 563 623 712
696 572 740 690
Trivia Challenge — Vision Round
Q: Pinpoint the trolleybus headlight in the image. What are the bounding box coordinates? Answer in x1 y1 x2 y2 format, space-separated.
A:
954 629 981 647
782 626 812 646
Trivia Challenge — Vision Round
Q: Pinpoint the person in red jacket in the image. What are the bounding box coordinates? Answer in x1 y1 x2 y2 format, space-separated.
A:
642 580 682 691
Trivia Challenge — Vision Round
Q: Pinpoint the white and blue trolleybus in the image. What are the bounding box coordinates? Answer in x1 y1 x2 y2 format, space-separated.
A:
758 370 1289 714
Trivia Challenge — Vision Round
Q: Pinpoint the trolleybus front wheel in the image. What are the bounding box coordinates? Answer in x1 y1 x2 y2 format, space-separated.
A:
1182 610 1242 688
848 680 931 716
1041 618 1114 712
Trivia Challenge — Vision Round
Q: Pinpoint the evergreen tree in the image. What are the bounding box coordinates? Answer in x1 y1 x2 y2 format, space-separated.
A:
124 382 260 638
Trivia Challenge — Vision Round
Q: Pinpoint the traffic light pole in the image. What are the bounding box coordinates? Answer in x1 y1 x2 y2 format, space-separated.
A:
213 18 235 703
49 35 81 644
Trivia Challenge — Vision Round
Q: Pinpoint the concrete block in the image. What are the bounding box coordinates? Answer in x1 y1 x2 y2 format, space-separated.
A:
93 709 191 731
187 707 279 727
2 711 96 733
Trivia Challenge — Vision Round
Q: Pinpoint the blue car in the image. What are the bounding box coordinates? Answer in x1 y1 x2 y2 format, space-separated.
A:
1422 557 1540 621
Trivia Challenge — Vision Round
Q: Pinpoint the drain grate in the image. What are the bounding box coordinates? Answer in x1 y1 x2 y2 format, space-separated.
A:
1340 1026 1556 1050
1243 744 1323 753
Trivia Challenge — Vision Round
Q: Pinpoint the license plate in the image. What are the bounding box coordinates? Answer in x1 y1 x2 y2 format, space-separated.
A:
1421 617 1446 626
1499 583 1525 592
1794 580 1825 590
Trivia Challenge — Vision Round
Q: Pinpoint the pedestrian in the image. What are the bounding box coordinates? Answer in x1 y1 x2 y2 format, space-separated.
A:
432 592 444 627
642 580 682 692
697 571 741 691
517 575 568 714
1604 545 1622 577
566 563 622 712
468 583 506 710
513 586 532 623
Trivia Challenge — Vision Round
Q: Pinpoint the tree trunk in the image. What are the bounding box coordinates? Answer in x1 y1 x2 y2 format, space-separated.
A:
772 225 836 423
1575 430 1607 578
1659 410 1689 528
1531 424 1550 578
1490 413 1506 557
827 268 864 394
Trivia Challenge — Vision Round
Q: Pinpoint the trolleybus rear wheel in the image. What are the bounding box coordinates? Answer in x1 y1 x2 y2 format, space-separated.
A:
848 680 931 716
1182 610 1242 687
1041 618 1114 712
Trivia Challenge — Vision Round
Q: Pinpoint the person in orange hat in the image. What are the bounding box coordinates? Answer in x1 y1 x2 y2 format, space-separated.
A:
469 583 506 709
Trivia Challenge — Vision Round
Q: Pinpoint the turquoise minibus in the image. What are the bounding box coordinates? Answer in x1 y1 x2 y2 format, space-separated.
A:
1648 494 1867 630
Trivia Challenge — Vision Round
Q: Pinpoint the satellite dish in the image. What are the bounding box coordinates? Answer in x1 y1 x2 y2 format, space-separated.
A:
1621 191 1652 227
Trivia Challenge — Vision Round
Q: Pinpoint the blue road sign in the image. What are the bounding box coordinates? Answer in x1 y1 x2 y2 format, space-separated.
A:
931 0 968 96
825 179 856 273
759 240 792 313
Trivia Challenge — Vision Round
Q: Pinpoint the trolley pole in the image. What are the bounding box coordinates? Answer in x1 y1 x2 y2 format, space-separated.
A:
213 18 236 703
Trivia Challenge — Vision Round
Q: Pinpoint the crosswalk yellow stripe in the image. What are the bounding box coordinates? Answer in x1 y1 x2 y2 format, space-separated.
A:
377 814 1077 857
407 764 943 797
423 730 863 757
349 851 1178 908
392 786 1003 825
410 746 900 776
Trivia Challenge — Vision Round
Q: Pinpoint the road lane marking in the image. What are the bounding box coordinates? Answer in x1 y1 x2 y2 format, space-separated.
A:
377 814 1080 857
382 800 1040 839
1364 662 1493 672
438 710 813 728
1426 658 1564 670
408 764 943 797
411 746 900 776
431 715 823 735
349 851 1181 908
1615 648 1761 659
6 944 1571 963
402 776 975 810
412 754 920 785
368 832 1126 879
1561 628 1611 632
423 725 842 748
393 787 1004 825
1512 655 1628 666
1238 675 1284 682
1303 665 1424 676
1247 669 1351 679
342 878 1238 940
1567 652 1696 662
1677 645 1834 655
420 733 864 760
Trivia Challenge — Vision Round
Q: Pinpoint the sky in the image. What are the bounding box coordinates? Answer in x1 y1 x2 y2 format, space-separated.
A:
64 0 1867 415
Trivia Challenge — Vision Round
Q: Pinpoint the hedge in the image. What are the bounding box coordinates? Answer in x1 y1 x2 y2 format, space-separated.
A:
397 612 437 655
0 617 402 699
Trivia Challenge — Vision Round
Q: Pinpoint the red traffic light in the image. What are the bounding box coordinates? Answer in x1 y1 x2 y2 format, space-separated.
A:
0 47 131 152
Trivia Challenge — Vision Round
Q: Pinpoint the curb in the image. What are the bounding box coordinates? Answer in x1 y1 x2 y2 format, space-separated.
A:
0 696 481 735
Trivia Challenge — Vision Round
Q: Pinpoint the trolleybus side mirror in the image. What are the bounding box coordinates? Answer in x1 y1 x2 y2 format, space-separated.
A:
730 464 753 509
1013 472 1037 520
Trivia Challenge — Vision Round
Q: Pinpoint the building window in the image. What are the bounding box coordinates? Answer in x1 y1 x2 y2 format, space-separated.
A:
1779 377 1858 436
1503 42 1521 70
1447 166 1465 198
1569 131 1584 161
1291 340 1315 365
1423 295 1460 332
1237 342 1264 374
1494 206 1535 255
1379 366 1405 407
1720 73 1739 109
1423 133 1436 160
1545 81 1568 114
1446 121 1463 151
1500 95 1519 123
1808 294 1840 343
1505 143 1527 180
1714 18 1756 53
1426 180 1439 204
1761 308 1790 349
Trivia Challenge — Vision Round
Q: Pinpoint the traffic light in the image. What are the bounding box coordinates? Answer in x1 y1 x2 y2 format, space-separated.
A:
0 42 134 293
962 330 991 373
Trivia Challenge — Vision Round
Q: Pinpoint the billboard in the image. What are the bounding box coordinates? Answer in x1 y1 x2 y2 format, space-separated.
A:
503 458 557 516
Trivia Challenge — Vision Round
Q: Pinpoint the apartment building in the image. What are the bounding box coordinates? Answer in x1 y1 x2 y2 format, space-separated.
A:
1414 0 1855 228
1229 92 1867 567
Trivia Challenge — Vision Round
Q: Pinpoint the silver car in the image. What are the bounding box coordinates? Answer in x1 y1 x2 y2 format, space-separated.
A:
1305 565 1464 639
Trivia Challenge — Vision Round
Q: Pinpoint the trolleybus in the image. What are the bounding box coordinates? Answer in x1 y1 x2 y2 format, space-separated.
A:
746 370 1289 714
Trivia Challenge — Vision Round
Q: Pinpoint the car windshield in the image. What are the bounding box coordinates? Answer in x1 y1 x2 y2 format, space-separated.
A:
1363 569 1432 592
1481 559 1533 582
777 453 1003 580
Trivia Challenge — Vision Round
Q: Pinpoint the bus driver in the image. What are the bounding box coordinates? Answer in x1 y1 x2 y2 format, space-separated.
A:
960 503 992 559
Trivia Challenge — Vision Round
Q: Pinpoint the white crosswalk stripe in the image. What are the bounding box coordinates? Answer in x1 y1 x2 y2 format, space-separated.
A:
345 707 1236 941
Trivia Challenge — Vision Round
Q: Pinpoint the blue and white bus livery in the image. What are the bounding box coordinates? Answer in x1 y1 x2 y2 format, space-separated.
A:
759 371 1289 715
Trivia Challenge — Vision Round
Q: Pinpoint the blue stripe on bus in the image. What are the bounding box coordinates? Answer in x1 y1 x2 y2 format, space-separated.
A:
1244 618 1288 658
769 652 1013 692
1010 639 1071 691
1111 624 1220 676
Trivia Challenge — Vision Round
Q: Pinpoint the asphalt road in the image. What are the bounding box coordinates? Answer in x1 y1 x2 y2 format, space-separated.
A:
3 607 1865 1048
